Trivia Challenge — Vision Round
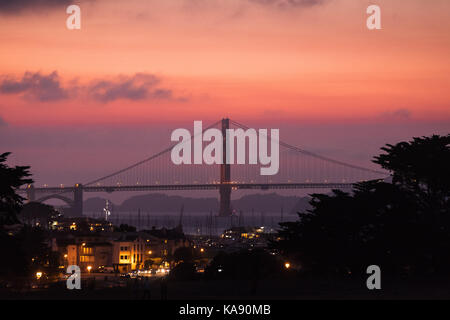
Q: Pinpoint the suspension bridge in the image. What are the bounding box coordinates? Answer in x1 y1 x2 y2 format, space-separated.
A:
21 118 387 217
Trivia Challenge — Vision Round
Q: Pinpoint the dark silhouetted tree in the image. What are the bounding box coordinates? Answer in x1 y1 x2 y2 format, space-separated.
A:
374 134 450 214
173 246 196 263
169 262 197 281
114 224 136 232
0 152 32 226
205 249 283 280
272 134 450 277
0 153 49 278
20 202 59 228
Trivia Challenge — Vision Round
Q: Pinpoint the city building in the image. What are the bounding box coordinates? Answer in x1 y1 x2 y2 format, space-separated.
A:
50 225 191 273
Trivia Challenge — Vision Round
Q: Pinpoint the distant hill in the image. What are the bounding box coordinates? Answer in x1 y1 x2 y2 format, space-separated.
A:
84 193 311 214
83 194 217 213
289 197 312 215
84 197 116 212
231 193 309 214
119 193 218 212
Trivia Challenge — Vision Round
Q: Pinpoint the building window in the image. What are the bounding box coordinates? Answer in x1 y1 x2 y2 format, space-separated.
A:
80 256 94 262
82 247 93 255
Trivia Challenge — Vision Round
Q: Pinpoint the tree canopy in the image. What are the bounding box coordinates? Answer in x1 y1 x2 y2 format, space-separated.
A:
0 153 51 278
272 134 450 277
20 202 60 228
0 152 33 226
374 134 450 212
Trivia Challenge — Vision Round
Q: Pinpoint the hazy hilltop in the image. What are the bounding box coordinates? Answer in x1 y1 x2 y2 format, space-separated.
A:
84 193 311 215
120 194 217 212
232 193 309 214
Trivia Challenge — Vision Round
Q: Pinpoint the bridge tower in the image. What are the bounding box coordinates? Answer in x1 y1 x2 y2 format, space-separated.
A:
26 184 35 202
73 183 83 216
219 118 232 216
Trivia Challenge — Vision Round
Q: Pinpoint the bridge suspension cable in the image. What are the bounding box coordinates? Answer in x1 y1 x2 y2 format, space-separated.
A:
83 120 222 186
230 119 387 177
84 119 388 186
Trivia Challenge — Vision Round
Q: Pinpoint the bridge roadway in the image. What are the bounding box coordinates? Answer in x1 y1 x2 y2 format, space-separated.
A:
23 182 354 194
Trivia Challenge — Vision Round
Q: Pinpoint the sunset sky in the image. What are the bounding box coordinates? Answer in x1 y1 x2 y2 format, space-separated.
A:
0 0 449 190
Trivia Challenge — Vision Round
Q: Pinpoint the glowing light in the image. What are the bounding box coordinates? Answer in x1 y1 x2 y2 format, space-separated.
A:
87 266 92 272
284 262 291 269
36 272 42 279
103 200 111 221
200 248 204 253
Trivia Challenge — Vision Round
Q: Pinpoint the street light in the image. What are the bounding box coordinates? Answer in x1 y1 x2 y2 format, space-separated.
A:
284 262 291 269
87 266 92 273
36 272 43 280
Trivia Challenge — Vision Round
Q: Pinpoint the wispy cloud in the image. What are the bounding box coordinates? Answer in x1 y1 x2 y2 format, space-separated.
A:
380 108 412 119
0 0 75 14
249 0 327 8
182 0 327 12
0 71 69 102
0 71 183 103
87 73 174 103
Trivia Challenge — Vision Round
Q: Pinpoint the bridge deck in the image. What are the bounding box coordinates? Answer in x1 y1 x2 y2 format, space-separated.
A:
21 182 355 194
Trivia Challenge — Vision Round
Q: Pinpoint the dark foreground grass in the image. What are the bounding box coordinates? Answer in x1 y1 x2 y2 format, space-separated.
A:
1 276 450 300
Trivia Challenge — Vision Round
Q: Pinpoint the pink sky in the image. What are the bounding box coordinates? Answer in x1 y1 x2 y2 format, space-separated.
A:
0 0 449 188
0 0 449 124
